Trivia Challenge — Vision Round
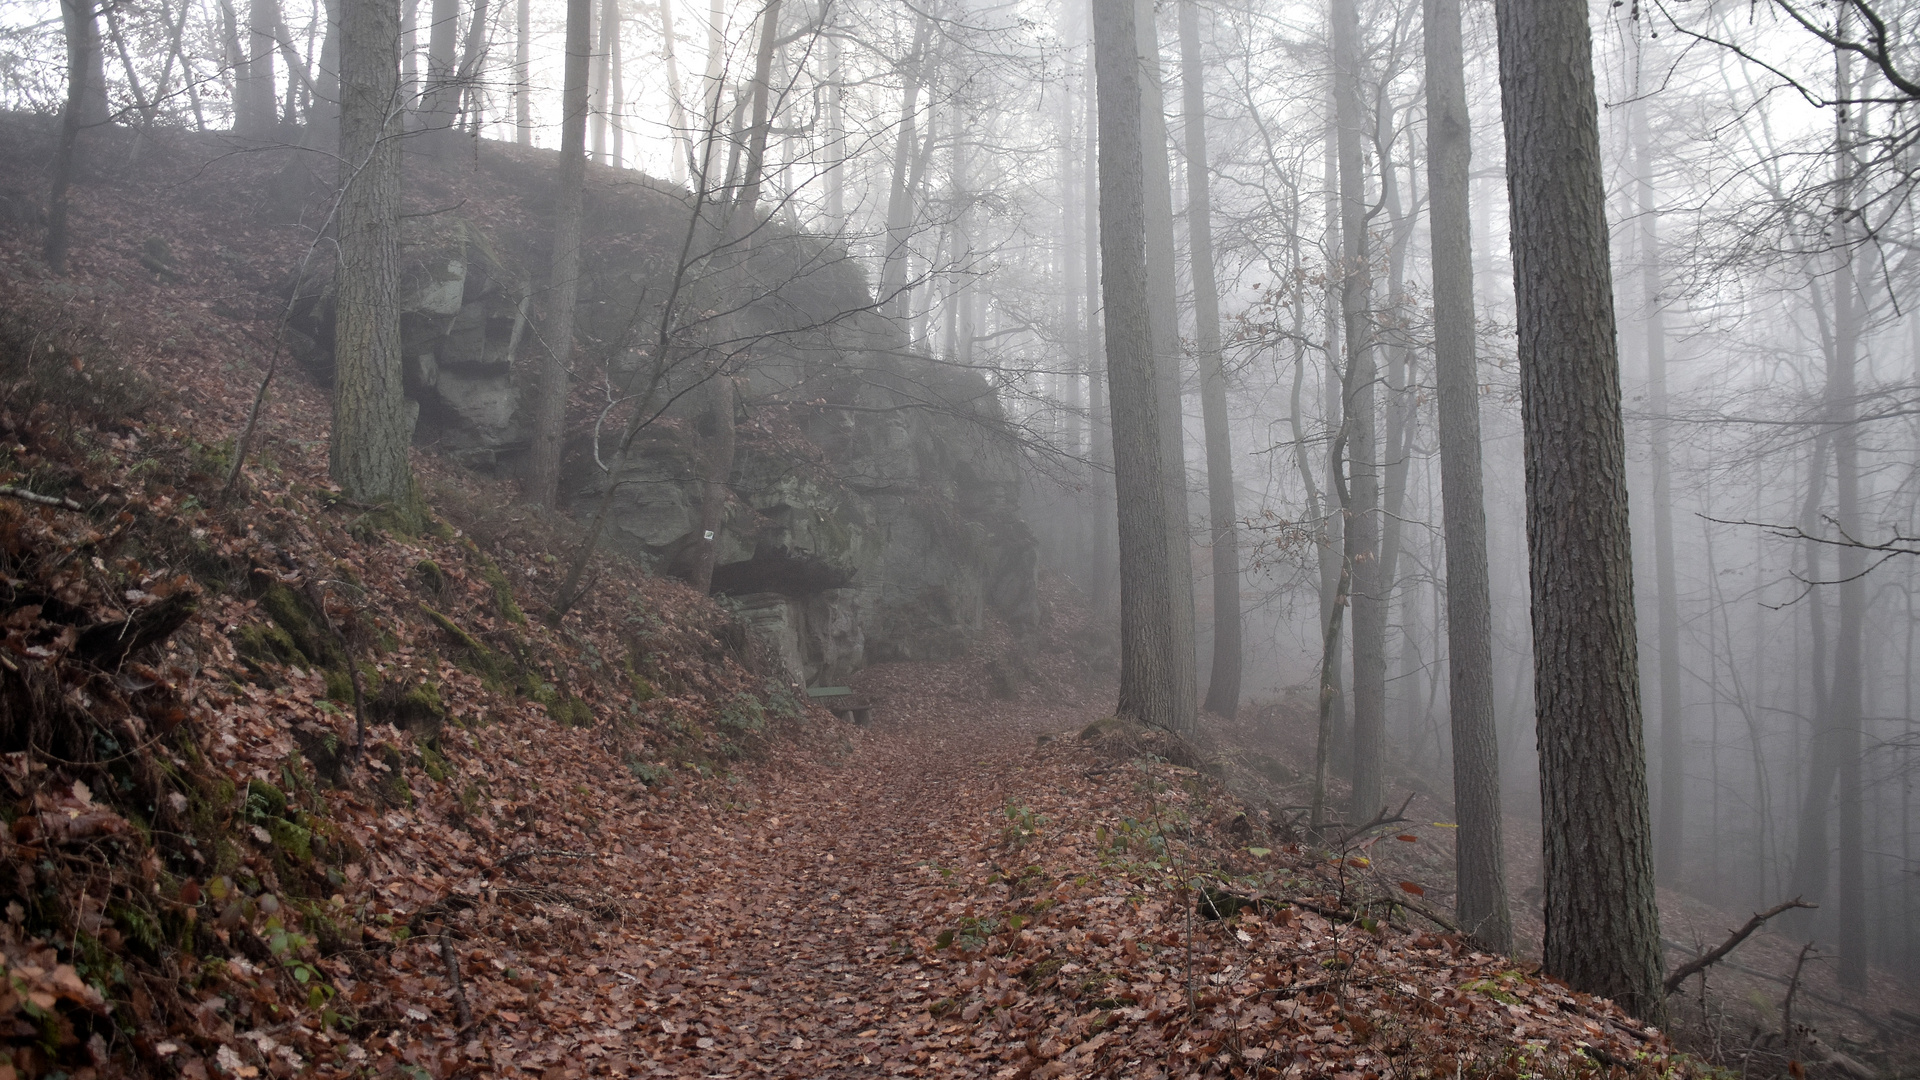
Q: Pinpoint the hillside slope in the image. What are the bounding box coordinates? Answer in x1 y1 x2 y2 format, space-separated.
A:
0 117 1713 1080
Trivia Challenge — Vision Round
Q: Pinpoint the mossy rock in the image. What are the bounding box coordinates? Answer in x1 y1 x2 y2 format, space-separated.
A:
377 745 413 807
414 559 450 594
369 678 447 740
546 696 593 728
420 603 519 689
244 779 289 821
257 583 344 669
460 538 526 625
232 622 302 671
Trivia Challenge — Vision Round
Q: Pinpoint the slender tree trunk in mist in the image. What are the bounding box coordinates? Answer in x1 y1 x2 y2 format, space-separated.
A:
1315 109 1349 797
1135 0 1196 732
332 0 415 510
46 0 108 274
590 0 612 162
421 0 457 132
1631 99 1687 889
247 0 280 132
1091 0 1195 736
454 0 491 130
527 0 593 510
824 29 844 226
515 0 531 144
1495 0 1664 1024
661 0 690 184
879 15 935 319
1829 41 1867 989
1085 80 1116 619
1424 0 1511 953
1179 0 1240 719
1788 434 1836 941
1333 0 1384 817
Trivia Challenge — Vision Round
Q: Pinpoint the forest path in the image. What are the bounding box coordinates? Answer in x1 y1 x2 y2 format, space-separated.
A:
491 660 1103 1079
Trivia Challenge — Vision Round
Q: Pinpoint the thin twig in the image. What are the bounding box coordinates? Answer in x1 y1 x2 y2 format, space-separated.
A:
1331 791 1418 849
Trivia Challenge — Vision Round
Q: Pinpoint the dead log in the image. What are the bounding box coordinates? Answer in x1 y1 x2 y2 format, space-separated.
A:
1662 896 1815 994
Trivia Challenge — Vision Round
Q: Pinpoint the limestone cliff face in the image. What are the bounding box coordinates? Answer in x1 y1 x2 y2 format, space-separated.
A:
288 202 1036 685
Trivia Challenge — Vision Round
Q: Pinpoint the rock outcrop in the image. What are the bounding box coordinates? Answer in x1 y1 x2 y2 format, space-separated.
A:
286 177 1037 685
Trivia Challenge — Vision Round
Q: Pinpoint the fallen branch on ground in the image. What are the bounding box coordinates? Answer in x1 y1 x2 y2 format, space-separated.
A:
1663 897 1816 994
0 485 82 510
1331 792 1418 849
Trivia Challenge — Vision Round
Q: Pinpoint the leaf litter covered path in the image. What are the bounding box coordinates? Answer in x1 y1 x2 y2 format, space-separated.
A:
457 662 1691 1080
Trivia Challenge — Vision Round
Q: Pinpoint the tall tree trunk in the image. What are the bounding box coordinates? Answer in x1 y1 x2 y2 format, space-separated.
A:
1314 107 1349 803
1424 0 1511 953
527 0 593 509
1786 434 1835 941
420 0 458 132
1829 36 1867 990
515 0 531 144
1180 0 1240 719
591 0 619 164
879 14 936 319
1635 93 1686 887
1495 0 1664 1025
46 0 108 273
454 0 492 130
1333 0 1383 815
1085 76 1115 618
332 0 415 510
661 0 690 184
1136 0 1197 733
246 0 280 133
1092 0 1195 735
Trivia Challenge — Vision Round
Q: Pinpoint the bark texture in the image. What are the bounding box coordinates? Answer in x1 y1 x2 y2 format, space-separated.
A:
1092 0 1193 734
1494 0 1665 1024
1179 0 1240 719
331 0 414 508
1423 0 1511 953
1135 0 1197 736
527 0 593 508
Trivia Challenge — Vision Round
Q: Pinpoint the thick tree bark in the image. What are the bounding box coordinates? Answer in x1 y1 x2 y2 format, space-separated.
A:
1179 0 1240 719
1333 0 1383 817
1494 0 1665 1024
1424 0 1511 953
331 0 414 509
1634 98 1686 888
526 0 593 509
1092 0 1194 735
1136 0 1196 733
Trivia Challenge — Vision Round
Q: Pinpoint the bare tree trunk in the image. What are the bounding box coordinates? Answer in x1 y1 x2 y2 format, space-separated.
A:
1424 0 1511 953
1136 0 1197 733
1318 108 1349 779
46 0 108 274
1179 0 1240 719
527 0 593 509
1085 77 1115 618
454 0 492 130
1333 0 1384 815
1495 0 1664 1024
246 0 280 133
1633 92 1687 888
1829 36 1867 990
515 0 530 144
1092 0 1195 735
661 0 690 184
879 13 936 319
420 0 458 132
332 0 415 511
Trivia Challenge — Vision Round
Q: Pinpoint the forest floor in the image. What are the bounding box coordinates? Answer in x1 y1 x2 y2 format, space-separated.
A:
399 658 1692 1080
0 114 1883 1079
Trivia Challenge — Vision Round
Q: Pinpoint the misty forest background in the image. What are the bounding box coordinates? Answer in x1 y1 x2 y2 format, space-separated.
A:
5 0 1919 1012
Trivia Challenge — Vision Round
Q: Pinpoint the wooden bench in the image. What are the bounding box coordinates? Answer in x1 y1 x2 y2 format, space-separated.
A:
807 686 872 726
